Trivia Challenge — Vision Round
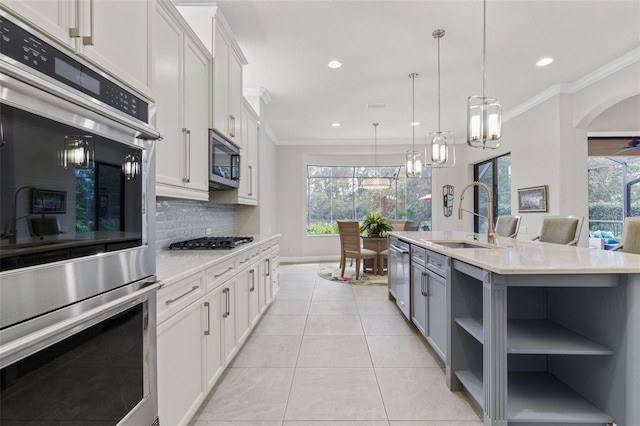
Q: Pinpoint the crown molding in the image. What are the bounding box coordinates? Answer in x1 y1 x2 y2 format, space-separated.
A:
263 123 279 144
243 86 272 105
504 47 640 123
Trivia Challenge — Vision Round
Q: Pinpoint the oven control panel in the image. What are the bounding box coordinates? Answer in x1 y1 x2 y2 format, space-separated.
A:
0 14 149 123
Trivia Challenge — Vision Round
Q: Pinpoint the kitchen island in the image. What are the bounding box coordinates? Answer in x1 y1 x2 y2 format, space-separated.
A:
389 230 640 426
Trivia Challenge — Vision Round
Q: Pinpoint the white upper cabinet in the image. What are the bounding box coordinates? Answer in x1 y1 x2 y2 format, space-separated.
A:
175 5 248 143
2 0 154 97
154 0 210 200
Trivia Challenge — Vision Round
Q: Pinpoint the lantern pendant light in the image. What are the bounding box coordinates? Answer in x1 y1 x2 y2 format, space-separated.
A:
406 73 422 178
427 29 455 167
467 0 502 149
362 123 391 190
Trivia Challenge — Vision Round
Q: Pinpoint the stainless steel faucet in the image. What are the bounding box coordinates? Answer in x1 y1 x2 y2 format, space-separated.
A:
1 184 42 243
458 181 498 244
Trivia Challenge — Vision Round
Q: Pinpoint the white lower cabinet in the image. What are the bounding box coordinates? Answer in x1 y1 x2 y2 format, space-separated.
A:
204 287 224 390
157 237 280 425
157 298 205 426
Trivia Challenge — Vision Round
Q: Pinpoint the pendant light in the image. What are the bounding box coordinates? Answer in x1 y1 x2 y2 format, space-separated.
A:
362 123 391 190
63 135 94 169
427 29 455 167
467 0 502 149
406 73 422 177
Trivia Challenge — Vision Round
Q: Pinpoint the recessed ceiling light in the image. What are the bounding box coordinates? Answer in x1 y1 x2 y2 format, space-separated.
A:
327 60 342 69
536 57 554 67
331 122 340 127
411 122 420 126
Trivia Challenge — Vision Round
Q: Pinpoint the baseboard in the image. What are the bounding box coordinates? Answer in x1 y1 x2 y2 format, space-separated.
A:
280 255 339 264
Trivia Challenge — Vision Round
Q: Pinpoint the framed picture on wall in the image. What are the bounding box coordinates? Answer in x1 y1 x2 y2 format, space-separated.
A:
518 185 548 212
30 189 66 214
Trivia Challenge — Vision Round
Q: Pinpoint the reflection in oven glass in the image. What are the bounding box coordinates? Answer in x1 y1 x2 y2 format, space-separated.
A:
0 305 143 424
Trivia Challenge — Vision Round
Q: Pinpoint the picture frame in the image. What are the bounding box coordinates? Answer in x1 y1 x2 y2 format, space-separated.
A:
518 185 548 212
30 189 67 214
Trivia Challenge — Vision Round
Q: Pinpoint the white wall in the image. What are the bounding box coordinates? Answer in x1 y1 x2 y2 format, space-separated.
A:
273 59 640 261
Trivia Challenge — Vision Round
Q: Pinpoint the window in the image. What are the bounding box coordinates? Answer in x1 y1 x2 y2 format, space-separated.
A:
473 154 511 233
588 157 640 236
306 165 432 234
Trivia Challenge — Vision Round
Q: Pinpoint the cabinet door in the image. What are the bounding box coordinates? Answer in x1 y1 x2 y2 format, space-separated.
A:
245 107 259 202
411 263 427 336
222 280 237 365
2 0 77 49
238 108 250 200
76 0 152 96
212 27 230 137
183 35 210 193
154 5 184 189
234 270 251 347
247 266 260 327
228 50 243 143
157 300 204 426
204 287 224 391
427 271 447 360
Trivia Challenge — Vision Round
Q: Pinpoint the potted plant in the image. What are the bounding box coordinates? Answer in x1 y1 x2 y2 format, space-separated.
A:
360 211 393 237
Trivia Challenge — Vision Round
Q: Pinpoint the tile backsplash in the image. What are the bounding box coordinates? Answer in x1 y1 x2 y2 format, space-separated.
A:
155 199 236 250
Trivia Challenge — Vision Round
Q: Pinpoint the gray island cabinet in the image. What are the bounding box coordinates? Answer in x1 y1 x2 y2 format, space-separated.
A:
389 231 640 426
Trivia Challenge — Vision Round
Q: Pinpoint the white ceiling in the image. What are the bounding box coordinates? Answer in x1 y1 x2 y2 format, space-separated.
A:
202 0 640 145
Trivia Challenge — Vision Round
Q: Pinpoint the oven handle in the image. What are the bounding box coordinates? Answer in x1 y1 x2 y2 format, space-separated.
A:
0 281 162 368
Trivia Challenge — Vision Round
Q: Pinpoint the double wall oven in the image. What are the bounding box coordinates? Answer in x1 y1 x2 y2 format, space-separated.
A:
0 11 161 426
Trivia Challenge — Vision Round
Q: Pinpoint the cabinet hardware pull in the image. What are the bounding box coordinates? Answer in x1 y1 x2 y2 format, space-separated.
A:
214 267 233 278
165 285 199 304
204 301 211 335
266 258 270 277
229 115 235 138
249 269 255 291
181 128 191 183
248 165 253 196
82 0 94 45
239 257 250 264
222 287 230 318
422 272 428 296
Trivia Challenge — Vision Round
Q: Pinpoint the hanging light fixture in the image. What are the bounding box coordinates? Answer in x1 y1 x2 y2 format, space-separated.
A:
362 123 391 190
122 150 142 180
467 0 502 149
427 29 455 167
406 73 422 177
63 135 94 169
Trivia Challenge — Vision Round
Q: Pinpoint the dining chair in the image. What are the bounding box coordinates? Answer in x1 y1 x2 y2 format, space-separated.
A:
495 215 521 238
337 220 378 279
405 221 420 231
388 219 408 231
532 215 583 246
610 217 640 254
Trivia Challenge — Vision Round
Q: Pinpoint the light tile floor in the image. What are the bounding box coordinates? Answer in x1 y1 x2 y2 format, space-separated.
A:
189 263 483 426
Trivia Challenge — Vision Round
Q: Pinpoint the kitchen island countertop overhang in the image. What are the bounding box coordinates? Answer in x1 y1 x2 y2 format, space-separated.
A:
389 230 640 274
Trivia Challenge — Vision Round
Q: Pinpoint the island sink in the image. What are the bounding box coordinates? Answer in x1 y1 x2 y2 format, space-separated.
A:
432 241 502 249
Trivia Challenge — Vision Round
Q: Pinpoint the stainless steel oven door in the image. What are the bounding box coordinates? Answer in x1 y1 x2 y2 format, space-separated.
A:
0 279 161 426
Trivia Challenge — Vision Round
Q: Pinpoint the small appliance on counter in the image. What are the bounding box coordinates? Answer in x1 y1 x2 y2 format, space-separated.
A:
169 236 254 250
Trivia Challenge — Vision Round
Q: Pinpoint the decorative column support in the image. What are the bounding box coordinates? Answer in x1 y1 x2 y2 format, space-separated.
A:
483 270 508 425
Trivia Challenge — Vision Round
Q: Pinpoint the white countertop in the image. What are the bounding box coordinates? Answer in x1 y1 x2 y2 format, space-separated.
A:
156 234 279 285
390 231 640 274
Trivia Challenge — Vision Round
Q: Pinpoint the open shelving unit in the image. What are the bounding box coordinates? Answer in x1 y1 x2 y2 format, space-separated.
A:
449 262 617 425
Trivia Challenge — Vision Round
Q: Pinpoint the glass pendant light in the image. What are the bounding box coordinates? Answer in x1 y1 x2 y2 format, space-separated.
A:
362 123 391 190
63 135 94 169
123 150 142 180
467 0 502 149
427 29 455 167
406 73 422 177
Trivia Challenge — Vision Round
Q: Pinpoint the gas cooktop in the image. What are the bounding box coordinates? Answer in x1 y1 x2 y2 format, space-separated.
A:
169 236 254 250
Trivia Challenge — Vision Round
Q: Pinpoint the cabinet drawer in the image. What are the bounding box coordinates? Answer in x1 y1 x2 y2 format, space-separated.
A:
426 250 447 277
157 272 205 324
236 249 253 270
206 257 237 292
260 242 272 257
412 245 426 266
249 246 261 263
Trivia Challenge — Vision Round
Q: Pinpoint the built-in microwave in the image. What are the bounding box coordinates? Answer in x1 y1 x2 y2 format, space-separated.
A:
209 128 240 190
